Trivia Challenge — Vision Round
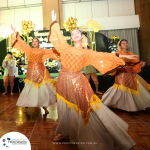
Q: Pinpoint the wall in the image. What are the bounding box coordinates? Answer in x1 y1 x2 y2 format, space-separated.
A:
63 0 140 30
0 0 43 37
0 0 139 36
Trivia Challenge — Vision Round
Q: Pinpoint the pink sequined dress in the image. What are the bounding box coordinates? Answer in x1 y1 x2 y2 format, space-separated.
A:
48 21 136 150
11 32 60 107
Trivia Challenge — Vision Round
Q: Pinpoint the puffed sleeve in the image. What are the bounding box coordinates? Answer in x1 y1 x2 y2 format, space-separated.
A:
48 21 70 54
11 32 31 54
85 50 125 76
42 49 60 62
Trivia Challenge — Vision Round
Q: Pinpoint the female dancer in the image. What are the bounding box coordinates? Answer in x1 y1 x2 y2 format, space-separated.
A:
48 10 138 150
2 52 15 95
10 26 60 114
101 39 150 111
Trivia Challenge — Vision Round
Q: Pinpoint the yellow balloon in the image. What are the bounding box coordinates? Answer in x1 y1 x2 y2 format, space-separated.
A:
68 17 70 21
30 27 34 31
68 17 73 21
29 20 32 24
72 24 76 28
69 22 72 26
23 25 27 30
29 24 32 28
24 21 28 25
27 24 30 28
70 19 74 24
74 18 78 23
67 21 70 25
70 24 72 28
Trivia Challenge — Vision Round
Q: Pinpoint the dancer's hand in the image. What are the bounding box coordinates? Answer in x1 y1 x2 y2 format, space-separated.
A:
126 55 139 59
119 55 139 59
51 10 56 22
10 24 16 35
140 61 146 67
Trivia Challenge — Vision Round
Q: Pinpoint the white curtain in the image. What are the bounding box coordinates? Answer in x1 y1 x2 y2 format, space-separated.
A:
99 28 140 58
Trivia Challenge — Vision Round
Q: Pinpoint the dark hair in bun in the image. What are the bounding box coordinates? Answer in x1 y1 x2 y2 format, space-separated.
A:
119 39 128 46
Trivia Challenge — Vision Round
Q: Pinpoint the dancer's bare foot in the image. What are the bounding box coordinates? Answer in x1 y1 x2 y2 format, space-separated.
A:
3 92 8 95
43 107 49 115
23 107 28 113
11 93 13 95
95 91 103 95
53 134 69 142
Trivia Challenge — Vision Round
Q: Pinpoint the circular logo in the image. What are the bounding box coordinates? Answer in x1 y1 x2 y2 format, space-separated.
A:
0 132 31 150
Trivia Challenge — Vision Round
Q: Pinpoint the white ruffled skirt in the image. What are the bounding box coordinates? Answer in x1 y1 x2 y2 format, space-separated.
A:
101 79 150 111
56 98 135 150
16 80 56 107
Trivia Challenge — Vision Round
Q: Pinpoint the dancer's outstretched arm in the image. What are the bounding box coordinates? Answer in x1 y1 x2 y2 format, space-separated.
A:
10 24 31 53
48 10 70 54
116 51 142 73
84 50 139 76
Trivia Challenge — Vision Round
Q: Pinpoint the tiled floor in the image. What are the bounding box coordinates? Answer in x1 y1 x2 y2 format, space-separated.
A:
0 93 150 150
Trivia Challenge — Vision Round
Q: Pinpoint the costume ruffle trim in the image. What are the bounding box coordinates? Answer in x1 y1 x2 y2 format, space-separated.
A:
113 77 140 96
24 78 57 89
56 93 102 127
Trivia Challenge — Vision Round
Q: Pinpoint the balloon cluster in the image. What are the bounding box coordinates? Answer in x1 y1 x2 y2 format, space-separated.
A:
14 50 24 58
63 17 78 32
11 49 24 66
21 20 36 35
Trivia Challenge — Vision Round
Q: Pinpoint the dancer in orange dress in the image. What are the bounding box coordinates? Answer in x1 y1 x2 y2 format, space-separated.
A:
102 39 150 111
10 25 60 114
48 10 138 150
